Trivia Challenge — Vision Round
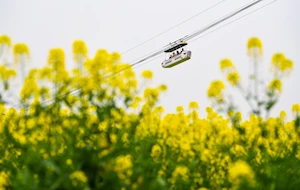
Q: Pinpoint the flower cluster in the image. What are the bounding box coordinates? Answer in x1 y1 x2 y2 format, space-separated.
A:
208 37 294 118
0 35 11 48
219 58 240 86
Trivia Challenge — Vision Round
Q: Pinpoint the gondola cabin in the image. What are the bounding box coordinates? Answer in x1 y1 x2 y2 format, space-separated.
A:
162 40 192 68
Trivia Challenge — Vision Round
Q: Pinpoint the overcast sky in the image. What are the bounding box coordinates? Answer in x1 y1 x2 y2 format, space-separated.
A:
0 0 299 119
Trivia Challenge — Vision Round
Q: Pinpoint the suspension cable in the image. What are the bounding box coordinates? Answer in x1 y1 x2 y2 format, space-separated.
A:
120 0 227 54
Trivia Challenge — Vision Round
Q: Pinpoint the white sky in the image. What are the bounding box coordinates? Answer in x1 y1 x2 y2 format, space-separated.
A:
0 0 299 119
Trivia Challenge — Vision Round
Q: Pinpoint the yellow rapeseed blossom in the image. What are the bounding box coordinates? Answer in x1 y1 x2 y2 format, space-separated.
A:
247 37 263 56
176 106 184 113
0 66 16 81
141 70 153 80
280 59 293 73
280 110 287 121
229 161 255 188
189 101 199 109
151 144 162 161
292 104 300 117
124 69 135 79
12 132 27 145
48 48 65 71
13 43 30 63
207 80 225 98
227 71 240 86
272 53 286 65
93 49 110 70
66 159 72 166
0 171 10 189
38 67 52 79
154 106 164 115
72 40 88 56
0 35 11 47
111 52 121 62
271 53 294 75
268 79 282 92
158 84 167 92
170 166 190 184
13 43 29 55
115 155 132 170
220 58 234 72
129 96 142 109
114 154 133 180
69 170 88 186
110 133 117 144
20 74 39 100
143 88 159 105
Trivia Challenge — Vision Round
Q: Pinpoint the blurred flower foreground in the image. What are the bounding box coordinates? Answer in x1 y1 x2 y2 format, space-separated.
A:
0 35 300 190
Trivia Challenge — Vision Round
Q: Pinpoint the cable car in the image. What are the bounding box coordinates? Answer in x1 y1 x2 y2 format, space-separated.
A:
162 40 192 68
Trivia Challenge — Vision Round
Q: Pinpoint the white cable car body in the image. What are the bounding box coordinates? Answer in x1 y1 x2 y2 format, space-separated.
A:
162 40 191 68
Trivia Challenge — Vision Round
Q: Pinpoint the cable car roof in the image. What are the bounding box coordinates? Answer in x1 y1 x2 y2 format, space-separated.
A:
164 41 188 53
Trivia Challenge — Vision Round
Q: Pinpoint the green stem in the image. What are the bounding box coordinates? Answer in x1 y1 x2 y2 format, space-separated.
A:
237 84 256 113
254 56 260 115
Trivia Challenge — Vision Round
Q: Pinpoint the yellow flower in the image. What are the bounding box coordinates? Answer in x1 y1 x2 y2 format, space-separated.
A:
158 84 167 92
110 133 117 144
292 104 300 116
0 171 10 188
141 70 153 80
143 88 159 105
48 48 65 71
13 43 30 55
20 75 39 100
38 67 52 79
0 35 11 46
227 72 240 86
247 37 263 56
93 49 109 69
12 132 27 145
129 96 142 109
72 40 88 56
207 80 225 98
271 53 294 75
66 159 73 165
268 79 282 92
69 170 88 186
111 52 121 62
220 58 234 72
151 144 162 161
0 66 16 81
115 155 132 170
124 69 135 79
114 154 133 180
272 53 285 65
154 106 164 115
280 59 293 73
280 110 287 121
170 166 190 184
72 40 88 69
229 160 255 188
176 106 184 113
13 43 30 63
189 101 199 109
